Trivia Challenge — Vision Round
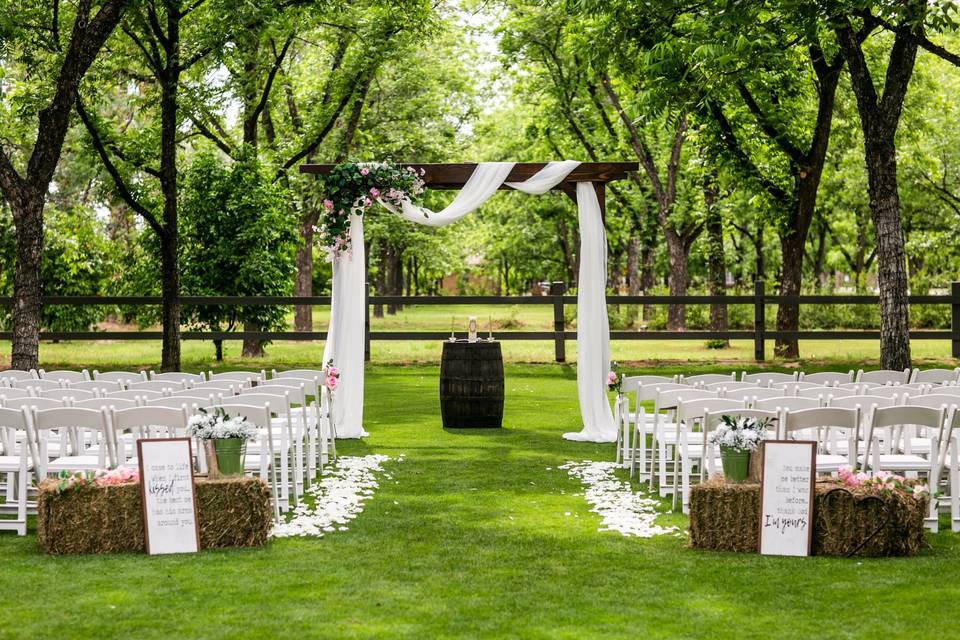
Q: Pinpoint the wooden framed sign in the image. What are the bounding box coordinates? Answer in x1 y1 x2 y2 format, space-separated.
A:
137 438 200 555
758 440 816 557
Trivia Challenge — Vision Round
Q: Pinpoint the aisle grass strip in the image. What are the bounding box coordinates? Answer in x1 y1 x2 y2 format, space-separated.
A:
560 460 680 538
272 454 394 538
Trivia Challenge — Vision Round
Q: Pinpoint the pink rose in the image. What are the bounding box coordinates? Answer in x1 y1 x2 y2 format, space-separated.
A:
607 371 617 384
363 197 372 207
360 167 369 175
328 367 340 377
369 187 380 197
323 199 334 211
326 376 338 390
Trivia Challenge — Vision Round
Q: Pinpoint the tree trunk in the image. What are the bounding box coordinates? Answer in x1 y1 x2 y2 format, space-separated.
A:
775 233 804 358
665 227 688 331
754 223 765 280
704 179 728 344
10 191 44 370
241 320 265 357
867 135 912 369
159 14 181 373
293 206 316 331
373 244 386 318
214 339 223 362
389 248 403 313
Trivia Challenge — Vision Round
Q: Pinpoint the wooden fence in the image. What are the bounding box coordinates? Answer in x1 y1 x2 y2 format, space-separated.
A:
1 280 958 361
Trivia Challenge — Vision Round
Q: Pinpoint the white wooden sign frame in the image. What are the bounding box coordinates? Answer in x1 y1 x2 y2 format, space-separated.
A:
137 438 200 555
758 440 816 557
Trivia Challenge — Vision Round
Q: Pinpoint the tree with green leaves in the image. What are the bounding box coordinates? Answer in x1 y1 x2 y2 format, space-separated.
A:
0 0 128 369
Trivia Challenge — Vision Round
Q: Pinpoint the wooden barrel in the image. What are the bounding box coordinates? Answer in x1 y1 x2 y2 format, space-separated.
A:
439 341 504 428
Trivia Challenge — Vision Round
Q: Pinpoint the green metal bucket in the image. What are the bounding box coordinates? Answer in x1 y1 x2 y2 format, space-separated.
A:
720 447 751 483
213 438 245 477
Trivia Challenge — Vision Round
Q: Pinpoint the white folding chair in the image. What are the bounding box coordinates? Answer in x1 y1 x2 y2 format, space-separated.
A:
92 370 148 387
15 379 62 392
856 368 911 385
150 371 206 385
207 403 280 522
740 371 797 387
752 396 822 421
797 386 855 400
111 406 191 468
679 373 736 387
0 388 32 401
620 380 686 474
221 392 300 505
128 380 182 393
862 405 949 531
911 367 960 385
207 371 261 387
256 380 322 479
673 397 745 512
72 397 138 411
38 369 90 383
722 388 786 405
799 370 854 385
39 388 96 402
0 369 39 383
781 407 860 473
28 407 116 479
146 395 214 411
702 381 759 393
185 382 238 395
0 407 32 536
773 381 822 395
699 408 778 481
69 380 124 394
105 389 165 402
648 387 718 495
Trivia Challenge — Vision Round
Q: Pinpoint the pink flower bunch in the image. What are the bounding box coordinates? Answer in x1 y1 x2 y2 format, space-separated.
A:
95 467 139 487
837 465 928 498
607 362 622 395
323 359 341 392
369 187 380 198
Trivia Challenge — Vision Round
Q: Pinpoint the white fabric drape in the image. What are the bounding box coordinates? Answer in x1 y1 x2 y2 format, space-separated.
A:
325 161 616 442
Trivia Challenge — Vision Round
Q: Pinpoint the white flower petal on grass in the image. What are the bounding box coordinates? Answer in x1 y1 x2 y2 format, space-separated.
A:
559 460 678 538
272 454 391 538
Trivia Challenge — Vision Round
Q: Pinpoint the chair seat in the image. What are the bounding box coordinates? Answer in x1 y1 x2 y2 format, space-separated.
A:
0 455 31 471
46 455 102 471
815 454 848 472
906 438 935 455
859 454 930 471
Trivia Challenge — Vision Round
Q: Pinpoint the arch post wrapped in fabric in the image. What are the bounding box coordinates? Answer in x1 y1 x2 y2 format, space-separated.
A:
300 161 638 443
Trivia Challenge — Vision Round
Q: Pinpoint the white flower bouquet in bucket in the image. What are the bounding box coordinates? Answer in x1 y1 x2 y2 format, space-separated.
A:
188 408 258 478
708 415 770 482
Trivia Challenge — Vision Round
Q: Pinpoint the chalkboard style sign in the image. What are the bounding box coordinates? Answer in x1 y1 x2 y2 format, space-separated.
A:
758 441 816 557
137 438 200 555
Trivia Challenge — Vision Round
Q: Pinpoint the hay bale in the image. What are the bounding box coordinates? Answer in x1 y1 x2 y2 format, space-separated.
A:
37 476 272 555
689 477 928 557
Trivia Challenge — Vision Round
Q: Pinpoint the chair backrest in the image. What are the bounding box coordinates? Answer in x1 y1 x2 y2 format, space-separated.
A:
92 370 147 385
0 406 30 453
634 382 688 403
702 408 778 435
676 398 744 425
271 369 325 381
773 381 822 395
856 368 911 385
910 367 960 385
68 380 123 393
860 385 910 400
798 371 854 385
722 388 786 403
826 394 897 412
702 381 758 392
2 396 65 411
112 405 190 438
15 379 62 391
782 406 859 435
207 371 261 386
753 396 821 412
150 371 206 384
621 375 677 395
105 389 164 401
679 373 736 386
38 369 90 383
869 405 944 431
0 369 39 381
128 380 182 392
740 371 797 386
186 381 239 394
73 397 138 410
222 391 291 414
902 394 960 411
654 388 718 412
254 383 307 405
39 388 96 401
0 388 32 400
796 386 853 400
207 403 272 429
927 385 960 397
838 381 879 391
146 395 214 410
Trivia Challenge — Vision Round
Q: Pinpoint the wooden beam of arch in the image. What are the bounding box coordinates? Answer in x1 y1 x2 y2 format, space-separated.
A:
299 161 638 189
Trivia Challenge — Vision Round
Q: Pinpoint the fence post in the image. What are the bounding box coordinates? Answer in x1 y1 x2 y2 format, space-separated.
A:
364 281 371 362
952 281 960 359
551 281 566 363
754 279 765 362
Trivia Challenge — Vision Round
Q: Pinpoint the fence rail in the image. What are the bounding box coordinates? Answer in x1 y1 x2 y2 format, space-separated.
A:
1 279 958 361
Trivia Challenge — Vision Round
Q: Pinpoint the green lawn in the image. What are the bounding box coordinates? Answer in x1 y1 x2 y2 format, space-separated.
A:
2 363 959 639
